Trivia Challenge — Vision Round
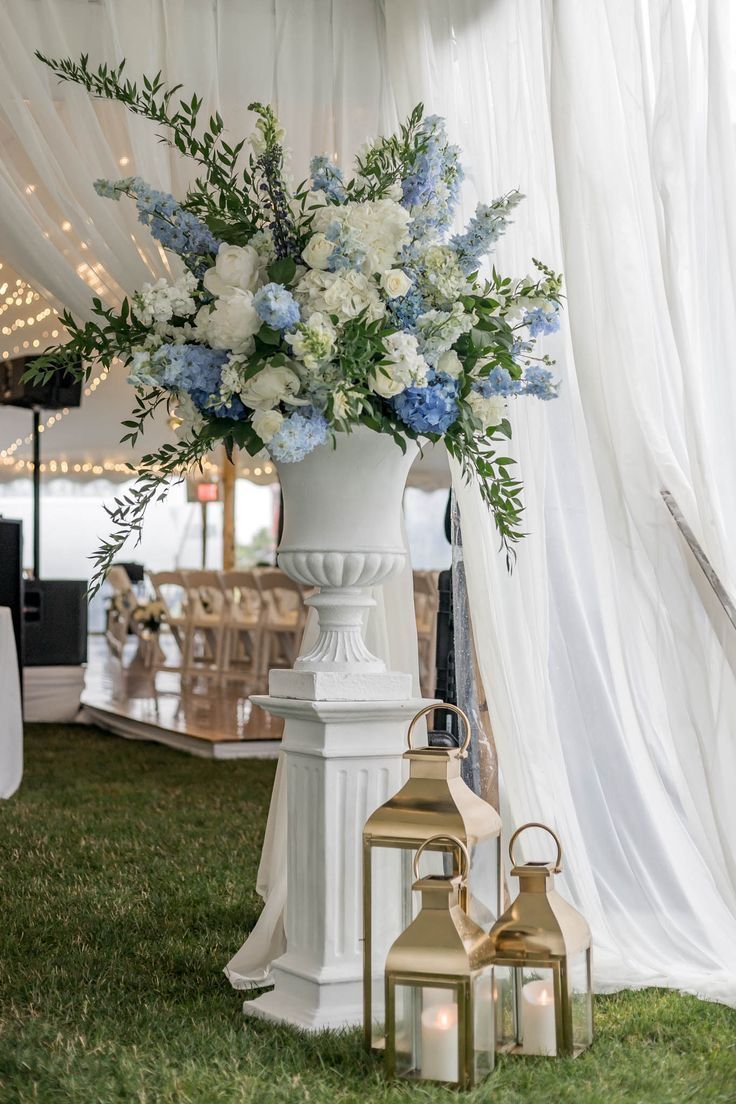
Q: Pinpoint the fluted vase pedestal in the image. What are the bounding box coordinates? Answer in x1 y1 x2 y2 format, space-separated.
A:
242 427 431 1031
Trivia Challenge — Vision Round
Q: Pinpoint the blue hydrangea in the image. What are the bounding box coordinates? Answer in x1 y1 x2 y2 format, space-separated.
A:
95 176 219 257
475 366 523 397
392 378 459 435
310 155 347 202
268 407 329 463
524 307 560 338
401 115 464 237
152 343 239 416
387 284 427 333
253 283 300 330
450 192 524 274
522 365 559 401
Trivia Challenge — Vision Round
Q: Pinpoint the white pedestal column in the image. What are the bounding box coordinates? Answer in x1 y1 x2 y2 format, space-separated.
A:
243 683 431 1031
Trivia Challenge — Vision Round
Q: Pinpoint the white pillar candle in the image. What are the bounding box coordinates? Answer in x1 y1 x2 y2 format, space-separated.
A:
521 979 557 1055
421 1003 459 1082
473 979 495 1053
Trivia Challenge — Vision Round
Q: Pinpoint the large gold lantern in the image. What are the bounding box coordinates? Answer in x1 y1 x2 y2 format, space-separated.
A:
489 823 593 1057
363 703 502 1051
385 835 496 1089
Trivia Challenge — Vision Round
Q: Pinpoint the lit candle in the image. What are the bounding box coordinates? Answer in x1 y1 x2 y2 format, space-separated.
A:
521 979 557 1055
421 1003 458 1081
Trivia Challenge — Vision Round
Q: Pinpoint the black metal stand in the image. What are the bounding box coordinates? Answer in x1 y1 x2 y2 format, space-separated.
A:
32 407 41 580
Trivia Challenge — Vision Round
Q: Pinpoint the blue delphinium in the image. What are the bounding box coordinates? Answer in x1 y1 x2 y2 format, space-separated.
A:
95 176 219 257
524 307 560 338
269 407 329 463
401 116 464 238
310 155 347 203
476 366 523 397
253 283 300 330
153 343 238 415
393 378 459 435
450 192 524 274
324 220 366 272
522 365 559 400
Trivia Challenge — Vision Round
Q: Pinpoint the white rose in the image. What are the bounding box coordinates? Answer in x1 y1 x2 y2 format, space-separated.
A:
381 269 412 299
195 288 261 354
240 364 303 410
369 368 408 399
332 390 349 419
437 349 463 379
203 244 262 298
302 233 335 271
252 407 284 443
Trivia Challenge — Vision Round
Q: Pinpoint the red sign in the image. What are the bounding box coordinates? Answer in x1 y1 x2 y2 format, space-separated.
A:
196 481 219 503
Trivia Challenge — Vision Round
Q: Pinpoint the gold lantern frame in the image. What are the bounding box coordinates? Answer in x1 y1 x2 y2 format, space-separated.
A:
384 834 496 1090
362 703 502 1052
489 822 594 1059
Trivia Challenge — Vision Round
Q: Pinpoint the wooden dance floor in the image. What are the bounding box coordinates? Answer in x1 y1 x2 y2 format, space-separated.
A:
82 635 282 758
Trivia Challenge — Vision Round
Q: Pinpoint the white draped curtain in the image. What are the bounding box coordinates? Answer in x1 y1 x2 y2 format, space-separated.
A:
1 0 735 1004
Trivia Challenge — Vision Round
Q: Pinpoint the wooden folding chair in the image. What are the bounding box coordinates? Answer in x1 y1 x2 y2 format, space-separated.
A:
148 570 190 671
413 570 440 698
218 569 263 684
254 568 307 679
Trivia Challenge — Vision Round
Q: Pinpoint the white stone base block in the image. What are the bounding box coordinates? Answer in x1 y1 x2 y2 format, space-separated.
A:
268 667 412 702
244 691 434 1032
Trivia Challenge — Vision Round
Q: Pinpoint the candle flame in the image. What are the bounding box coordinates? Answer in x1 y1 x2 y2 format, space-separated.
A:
438 1011 451 1028
538 989 551 1005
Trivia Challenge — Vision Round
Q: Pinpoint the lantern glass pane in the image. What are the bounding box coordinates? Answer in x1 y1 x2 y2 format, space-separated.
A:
569 949 593 1053
467 835 502 930
493 965 517 1050
519 967 557 1056
367 846 413 1049
394 984 460 1082
472 967 495 1081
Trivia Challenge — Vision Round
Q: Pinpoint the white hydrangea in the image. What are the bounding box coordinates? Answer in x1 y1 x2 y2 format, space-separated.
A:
310 197 410 276
467 392 507 429
294 269 385 325
285 312 337 371
133 272 198 327
172 392 205 441
370 332 429 398
418 245 469 304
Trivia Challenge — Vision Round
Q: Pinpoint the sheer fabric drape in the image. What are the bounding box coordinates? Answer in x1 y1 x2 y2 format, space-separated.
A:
1 0 735 1004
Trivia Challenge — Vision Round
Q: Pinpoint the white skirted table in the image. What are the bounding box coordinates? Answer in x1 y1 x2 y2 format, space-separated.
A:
0 606 23 799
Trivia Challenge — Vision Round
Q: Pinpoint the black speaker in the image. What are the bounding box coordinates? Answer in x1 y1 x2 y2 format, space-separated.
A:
0 518 23 678
0 357 82 410
23 580 88 666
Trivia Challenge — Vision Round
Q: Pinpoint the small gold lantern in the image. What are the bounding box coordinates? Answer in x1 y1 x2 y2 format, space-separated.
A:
363 704 502 1051
489 822 593 1058
385 835 496 1089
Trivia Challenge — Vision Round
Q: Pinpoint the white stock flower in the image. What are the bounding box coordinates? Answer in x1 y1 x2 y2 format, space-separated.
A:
239 363 303 410
133 272 197 327
370 331 429 398
294 269 385 325
172 393 205 441
301 233 335 271
252 407 285 442
467 392 507 429
437 349 463 379
285 312 337 371
195 289 261 354
203 244 262 298
381 268 412 299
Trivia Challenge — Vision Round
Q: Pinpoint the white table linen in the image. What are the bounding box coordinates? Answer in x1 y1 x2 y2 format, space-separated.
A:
0 606 23 799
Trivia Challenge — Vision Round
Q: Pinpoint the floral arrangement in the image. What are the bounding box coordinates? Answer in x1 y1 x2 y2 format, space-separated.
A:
29 55 562 588
109 592 166 634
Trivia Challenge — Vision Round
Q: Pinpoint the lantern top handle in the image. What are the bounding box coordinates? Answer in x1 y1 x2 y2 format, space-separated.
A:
413 833 470 882
509 822 563 874
406 703 471 758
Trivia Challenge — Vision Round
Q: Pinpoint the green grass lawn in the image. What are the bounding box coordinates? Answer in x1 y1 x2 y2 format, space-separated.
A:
1 725 734 1104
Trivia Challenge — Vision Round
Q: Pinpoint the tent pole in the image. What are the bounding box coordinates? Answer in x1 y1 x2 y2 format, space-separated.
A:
221 452 236 571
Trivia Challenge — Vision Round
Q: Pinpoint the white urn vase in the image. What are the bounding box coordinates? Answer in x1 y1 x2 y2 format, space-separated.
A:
270 424 419 700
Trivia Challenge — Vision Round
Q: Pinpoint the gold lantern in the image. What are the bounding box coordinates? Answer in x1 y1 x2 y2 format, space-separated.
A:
384 835 496 1089
363 703 502 1051
489 822 593 1058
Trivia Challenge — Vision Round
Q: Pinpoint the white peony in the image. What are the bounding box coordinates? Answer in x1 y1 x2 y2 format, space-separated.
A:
294 269 385 325
437 349 463 379
301 232 335 271
239 363 303 410
252 407 285 442
467 392 508 429
195 289 261 354
203 244 262 298
370 331 429 398
381 268 413 299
